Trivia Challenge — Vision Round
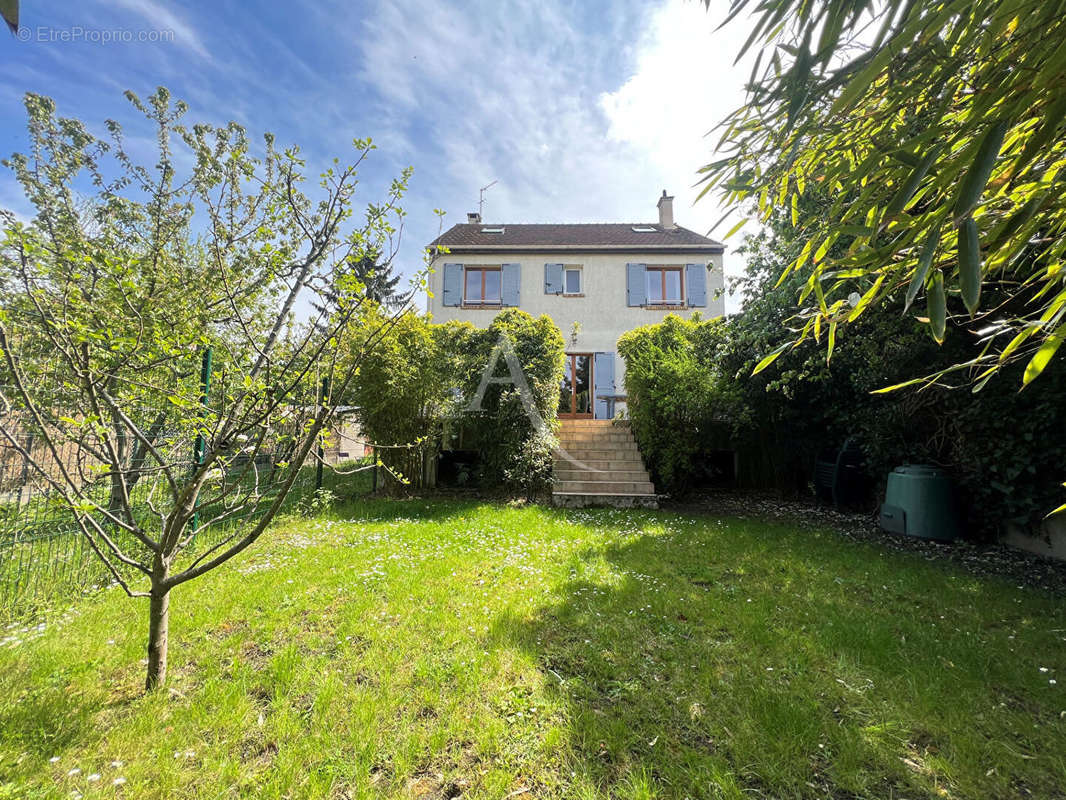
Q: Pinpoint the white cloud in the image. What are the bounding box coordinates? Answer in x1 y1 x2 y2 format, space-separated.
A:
109 0 210 61
599 0 758 311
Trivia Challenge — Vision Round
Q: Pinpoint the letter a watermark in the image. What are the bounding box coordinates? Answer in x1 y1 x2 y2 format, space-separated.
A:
468 335 604 473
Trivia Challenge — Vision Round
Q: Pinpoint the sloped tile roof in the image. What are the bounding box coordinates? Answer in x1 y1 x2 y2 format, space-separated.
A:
428 223 724 252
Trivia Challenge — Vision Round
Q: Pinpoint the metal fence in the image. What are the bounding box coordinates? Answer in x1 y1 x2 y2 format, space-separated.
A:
0 346 372 623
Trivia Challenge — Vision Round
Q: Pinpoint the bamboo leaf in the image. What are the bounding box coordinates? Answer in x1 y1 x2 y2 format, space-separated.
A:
952 119 1008 222
752 343 789 376
1018 94 1066 172
814 232 839 263
987 193 1044 250
885 149 938 220
831 43 896 115
847 274 885 322
999 325 1038 363
871 376 926 394
1022 321 1066 385
723 217 749 240
957 217 982 315
928 271 946 343
905 227 940 312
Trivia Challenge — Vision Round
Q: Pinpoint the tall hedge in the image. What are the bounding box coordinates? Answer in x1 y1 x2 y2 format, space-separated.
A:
618 315 737 495
345 312 463 487
347 308 564 496
466 309 566 494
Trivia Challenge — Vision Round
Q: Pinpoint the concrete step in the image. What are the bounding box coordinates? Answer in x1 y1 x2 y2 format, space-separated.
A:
558 445 639 456
551 493 658 509
554 457 645 471
558 432 636 444
555 420 655 501
553 480 656 494
556 447 643 462
558 433 631 439
558 435 639 446
554 468 651 483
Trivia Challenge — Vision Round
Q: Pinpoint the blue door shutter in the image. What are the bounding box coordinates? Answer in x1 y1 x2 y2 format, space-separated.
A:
686 263 707 307
626 263 646 307
593 352 615 419
442 263 463 307
501 263 521 306
544 263 564 294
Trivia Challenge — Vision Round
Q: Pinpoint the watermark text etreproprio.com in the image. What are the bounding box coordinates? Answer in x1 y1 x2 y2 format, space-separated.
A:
17 26 176 44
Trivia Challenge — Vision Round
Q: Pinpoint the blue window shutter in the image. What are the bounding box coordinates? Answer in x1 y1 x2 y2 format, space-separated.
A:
501 263 521 306
544 263 564 294
593 352 615 419
442 263 463 307
686 263 707 307
626 263 646 306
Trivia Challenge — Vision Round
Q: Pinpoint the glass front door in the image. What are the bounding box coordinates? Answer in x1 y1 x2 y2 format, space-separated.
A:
559 353 593 418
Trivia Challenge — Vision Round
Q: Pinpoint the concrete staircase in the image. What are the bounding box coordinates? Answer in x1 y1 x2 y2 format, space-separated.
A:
552 420 658 508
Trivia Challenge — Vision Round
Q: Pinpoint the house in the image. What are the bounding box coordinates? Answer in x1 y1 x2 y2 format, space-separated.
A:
322 414 372 465
426 191 726 420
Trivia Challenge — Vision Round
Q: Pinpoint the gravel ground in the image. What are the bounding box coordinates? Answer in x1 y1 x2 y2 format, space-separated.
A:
670 489 1066 594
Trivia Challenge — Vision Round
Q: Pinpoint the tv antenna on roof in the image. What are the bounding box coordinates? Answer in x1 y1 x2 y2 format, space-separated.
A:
478 180 497 219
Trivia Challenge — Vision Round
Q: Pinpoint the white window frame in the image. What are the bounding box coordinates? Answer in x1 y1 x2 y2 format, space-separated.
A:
563 265 583 296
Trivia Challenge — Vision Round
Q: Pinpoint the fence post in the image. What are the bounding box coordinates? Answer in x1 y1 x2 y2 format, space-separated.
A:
16 433 34 510
315 375 330 492
190 346 214 537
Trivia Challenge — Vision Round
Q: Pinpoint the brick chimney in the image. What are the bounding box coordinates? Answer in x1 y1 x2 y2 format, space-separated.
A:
657 190 675 229
467 211 482 224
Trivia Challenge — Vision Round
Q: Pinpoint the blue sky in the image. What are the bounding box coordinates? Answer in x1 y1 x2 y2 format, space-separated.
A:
0 0 753 308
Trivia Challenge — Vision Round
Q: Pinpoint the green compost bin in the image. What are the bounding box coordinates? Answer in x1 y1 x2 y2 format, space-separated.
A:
879 465 960 541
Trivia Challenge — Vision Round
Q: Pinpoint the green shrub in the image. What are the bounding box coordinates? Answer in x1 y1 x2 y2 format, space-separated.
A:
347 308 564 497
346 312 459 488
618 315 735 495
461 309 565 497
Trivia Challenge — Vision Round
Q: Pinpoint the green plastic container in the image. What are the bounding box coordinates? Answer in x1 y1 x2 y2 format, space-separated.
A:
879 465 960 541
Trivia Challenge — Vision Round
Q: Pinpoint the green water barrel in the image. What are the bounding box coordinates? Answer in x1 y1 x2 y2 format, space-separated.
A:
879 465 960 541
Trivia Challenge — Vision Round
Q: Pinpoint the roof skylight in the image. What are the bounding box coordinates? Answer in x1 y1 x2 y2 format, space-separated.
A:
631 226 657 233
481 226 505 234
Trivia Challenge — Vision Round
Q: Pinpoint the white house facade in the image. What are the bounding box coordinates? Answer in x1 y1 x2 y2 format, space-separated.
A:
426 192 725 420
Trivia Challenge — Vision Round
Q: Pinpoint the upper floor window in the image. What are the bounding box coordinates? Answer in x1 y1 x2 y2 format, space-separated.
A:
646 265 683 305
564 266 582 295
464 266 501 304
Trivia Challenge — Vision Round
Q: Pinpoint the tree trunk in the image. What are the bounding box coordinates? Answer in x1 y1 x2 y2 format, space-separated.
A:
146 578 170 691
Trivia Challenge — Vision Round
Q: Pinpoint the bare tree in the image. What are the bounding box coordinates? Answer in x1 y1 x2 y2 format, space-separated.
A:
0 88 425 689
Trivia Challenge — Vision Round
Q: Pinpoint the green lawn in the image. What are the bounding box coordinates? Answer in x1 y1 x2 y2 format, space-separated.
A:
1 499 1064 799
